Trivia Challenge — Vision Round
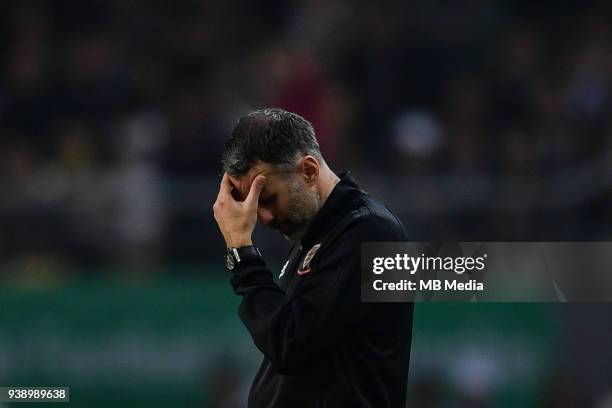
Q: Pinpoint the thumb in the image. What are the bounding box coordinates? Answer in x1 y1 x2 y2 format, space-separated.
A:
245 175 266 207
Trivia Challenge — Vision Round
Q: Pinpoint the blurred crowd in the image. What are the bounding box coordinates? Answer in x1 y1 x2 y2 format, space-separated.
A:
2 2 612 407
1 0 612 268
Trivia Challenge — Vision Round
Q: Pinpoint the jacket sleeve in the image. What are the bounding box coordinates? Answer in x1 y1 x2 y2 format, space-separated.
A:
230 215 400 374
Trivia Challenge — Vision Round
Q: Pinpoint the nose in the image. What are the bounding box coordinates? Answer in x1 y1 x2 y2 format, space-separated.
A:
257 207 274 226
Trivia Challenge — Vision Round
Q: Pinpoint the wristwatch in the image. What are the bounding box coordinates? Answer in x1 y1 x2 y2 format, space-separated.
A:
225 245 263 271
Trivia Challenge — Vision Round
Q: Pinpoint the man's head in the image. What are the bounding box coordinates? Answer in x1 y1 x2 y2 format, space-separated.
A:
221 108 331 240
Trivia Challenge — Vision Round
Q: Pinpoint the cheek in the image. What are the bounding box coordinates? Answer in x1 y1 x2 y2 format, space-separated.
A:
272 198 292 220
269 204 282 220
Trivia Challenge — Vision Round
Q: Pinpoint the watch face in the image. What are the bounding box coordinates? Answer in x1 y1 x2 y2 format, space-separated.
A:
225 252 235 271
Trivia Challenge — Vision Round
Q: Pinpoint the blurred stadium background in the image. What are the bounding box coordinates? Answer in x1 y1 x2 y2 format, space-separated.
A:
1 0 611 406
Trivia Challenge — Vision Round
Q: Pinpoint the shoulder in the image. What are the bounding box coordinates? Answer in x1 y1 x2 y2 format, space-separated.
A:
347 213 406 243
340 191 408 243
311 207 405 270
309 192 406 268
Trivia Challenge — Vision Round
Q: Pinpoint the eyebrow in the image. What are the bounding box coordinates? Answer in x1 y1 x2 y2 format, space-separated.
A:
233 183 264 202
230 169 269 201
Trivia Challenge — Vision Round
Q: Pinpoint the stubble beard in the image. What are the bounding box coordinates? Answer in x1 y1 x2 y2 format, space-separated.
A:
279 181 321 241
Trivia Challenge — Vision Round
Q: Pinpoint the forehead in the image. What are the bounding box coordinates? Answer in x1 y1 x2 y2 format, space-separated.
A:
230 162 284 200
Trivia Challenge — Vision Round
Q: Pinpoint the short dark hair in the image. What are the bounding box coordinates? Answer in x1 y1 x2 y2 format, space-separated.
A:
222 108 322 176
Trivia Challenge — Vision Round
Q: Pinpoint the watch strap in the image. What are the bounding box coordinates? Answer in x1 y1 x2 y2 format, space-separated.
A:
226 245 263 272
229 245 262 262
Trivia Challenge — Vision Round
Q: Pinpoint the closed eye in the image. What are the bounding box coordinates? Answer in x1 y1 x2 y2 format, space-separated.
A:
259 195 275 206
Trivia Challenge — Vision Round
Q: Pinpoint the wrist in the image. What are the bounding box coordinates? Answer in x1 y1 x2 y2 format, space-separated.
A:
224 231 253 248
227 237 253 248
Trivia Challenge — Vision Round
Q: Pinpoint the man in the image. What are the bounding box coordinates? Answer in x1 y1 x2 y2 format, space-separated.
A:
213 108 414 407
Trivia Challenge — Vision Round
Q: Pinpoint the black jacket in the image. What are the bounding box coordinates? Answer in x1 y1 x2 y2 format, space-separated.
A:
231 172 414 407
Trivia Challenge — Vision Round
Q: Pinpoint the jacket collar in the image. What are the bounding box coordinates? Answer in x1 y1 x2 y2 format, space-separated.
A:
300 171 360 248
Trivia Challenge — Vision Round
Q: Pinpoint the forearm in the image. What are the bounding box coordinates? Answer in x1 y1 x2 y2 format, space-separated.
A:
231 261 342 374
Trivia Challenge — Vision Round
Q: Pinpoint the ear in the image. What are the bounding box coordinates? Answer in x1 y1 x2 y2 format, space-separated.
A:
299 155 319 186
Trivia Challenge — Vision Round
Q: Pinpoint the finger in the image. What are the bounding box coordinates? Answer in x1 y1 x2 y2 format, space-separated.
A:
245 175 266 207
218 173 234 199
227 174 244 201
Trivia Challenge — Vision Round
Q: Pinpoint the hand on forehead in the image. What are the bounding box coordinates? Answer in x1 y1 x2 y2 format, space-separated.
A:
228 164 270 201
